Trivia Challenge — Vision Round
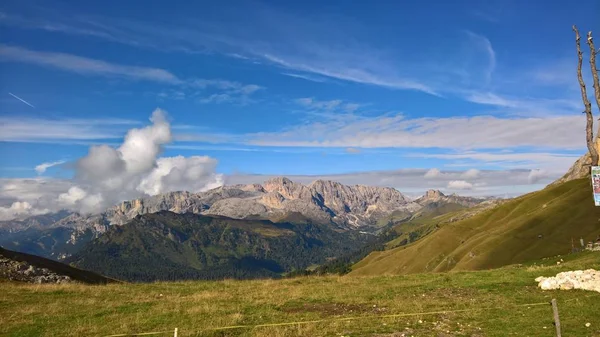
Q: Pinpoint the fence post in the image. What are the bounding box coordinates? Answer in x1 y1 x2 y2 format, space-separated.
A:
173 328 178 337
551 299 561 337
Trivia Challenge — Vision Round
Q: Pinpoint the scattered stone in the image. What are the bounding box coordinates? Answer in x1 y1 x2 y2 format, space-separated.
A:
0 256 72 284
586 323 591 327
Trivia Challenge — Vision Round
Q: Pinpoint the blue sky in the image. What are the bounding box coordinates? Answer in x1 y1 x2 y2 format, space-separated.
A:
0 0 599 217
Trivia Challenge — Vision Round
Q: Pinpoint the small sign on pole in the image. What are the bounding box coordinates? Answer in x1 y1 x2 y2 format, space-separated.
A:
592 166 600 206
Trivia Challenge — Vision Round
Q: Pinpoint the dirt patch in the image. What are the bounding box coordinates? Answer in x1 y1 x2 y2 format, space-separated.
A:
280 302 387 316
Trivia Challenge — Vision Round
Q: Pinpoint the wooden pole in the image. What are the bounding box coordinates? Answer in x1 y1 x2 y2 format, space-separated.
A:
551 299 562 337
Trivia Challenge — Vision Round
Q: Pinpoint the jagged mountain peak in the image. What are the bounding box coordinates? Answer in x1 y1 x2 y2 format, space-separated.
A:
423 189 445 200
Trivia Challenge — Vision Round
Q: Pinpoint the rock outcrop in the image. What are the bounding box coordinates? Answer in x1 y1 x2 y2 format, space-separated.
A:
0 255 73 283
550 141 599 186
535 269 600 293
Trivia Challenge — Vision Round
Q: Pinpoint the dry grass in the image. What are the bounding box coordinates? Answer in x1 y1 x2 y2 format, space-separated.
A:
1 252 599 336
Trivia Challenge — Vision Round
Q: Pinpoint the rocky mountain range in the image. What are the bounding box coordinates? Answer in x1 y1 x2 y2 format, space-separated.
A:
0 177 485 260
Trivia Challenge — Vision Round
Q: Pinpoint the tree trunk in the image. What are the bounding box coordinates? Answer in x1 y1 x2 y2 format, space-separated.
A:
587 31 600 142
573 25 598 167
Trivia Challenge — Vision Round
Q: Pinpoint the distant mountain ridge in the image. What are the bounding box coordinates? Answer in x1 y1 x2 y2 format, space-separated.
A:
66 211 375 282
0 177 485 260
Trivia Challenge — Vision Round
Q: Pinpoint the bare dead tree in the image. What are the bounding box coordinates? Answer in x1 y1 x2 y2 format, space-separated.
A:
573 25 598 167
587 31 600 125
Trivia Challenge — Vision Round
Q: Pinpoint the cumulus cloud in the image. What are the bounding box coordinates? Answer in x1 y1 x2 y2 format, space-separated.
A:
447 180 474 190
138 156 224 195
0 109 224 219
0 201 49 221
35 160 66 174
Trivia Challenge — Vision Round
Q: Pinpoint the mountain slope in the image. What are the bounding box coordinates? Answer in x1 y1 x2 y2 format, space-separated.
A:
0 246 116 284
67 212 374 282
350 178 600 276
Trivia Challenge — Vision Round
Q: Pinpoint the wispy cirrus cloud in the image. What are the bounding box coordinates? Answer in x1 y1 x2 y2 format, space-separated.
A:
281 72 328 83
0 44 183 84
0 44 264 104
464 31 496 85
0 116 138 142
245 113 585 151
0 6 439 95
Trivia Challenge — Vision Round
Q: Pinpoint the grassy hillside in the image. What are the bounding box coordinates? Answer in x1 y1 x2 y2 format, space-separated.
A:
1 252 598 336
351 178 600 276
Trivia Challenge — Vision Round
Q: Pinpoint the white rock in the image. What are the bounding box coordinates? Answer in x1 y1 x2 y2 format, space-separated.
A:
535 269 600 293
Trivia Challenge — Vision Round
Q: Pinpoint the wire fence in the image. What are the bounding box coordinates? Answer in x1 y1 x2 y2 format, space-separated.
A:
102 298 579 337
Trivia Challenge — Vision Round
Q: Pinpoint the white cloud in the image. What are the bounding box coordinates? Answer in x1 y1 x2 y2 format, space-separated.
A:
138 156 224 195
465 92 517 108
35 160 66 174
414 151 579 175
0 201 49 221
0 109 223 219
461 169 481 179
0 44 182 84
463 91 580 116
424 168 442 179
447 180 474 190
192 79 263 104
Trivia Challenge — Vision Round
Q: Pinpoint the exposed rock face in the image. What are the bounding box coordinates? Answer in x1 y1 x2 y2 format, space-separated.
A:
206 198 270 219
421 189 445 200
550 141 599 186
0 255 73 284
535 269 600 293
550 153 592 186
204 177 421 228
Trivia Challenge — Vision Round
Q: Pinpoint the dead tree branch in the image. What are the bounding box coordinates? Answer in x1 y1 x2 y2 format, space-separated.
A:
573 25 598 166
587 31 600 124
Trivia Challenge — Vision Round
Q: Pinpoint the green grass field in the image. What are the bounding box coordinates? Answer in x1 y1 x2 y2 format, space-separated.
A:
1 252 599 337
351 178 600 276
